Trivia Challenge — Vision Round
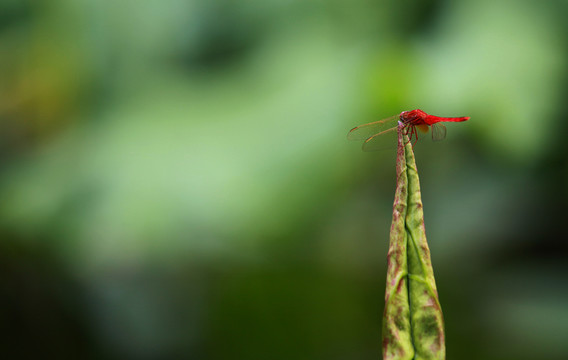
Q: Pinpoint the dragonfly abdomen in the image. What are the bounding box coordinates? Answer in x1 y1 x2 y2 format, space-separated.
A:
424 115 470 125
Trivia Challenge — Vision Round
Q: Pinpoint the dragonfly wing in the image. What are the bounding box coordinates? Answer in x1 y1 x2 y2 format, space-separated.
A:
361 126 398 151
347 115 398 141
416 124 429 133
431 123 446 141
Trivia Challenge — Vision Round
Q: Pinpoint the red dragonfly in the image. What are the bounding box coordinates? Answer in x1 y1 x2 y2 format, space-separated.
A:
348 109 469 151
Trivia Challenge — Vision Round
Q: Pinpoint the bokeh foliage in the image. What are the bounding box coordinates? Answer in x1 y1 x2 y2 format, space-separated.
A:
1 0 568 359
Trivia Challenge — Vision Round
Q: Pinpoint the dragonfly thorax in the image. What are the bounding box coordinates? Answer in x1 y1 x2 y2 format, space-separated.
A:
399 109 427 125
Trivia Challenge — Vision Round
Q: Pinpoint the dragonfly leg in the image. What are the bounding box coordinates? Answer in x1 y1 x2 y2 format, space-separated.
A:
413 126 419 148
401 125 414 147
406 125 413 145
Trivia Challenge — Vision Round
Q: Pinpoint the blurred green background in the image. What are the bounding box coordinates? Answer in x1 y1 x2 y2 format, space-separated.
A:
1 0 567 359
